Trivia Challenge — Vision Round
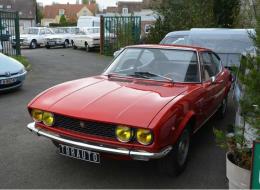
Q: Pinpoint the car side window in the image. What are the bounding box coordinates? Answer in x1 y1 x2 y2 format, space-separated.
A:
211 53 222 73
40 29 45 35
46 29 52 34
201 52 219 81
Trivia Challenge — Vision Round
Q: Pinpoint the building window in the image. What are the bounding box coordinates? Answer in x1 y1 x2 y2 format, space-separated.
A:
59 9 65 16
145 24 153 34
83 10 88 16
0 5 3 9
122 8 128 15
6 5 11 9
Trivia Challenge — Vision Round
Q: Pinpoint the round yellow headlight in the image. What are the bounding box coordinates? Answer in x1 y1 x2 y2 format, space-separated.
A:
115 125 133 143
136 129 153 145
42 112 54 126
31 109 43 122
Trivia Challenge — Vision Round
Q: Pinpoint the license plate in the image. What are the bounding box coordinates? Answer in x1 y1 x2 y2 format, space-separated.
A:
59 144 100 163
48 41 56 45
0 78 17 85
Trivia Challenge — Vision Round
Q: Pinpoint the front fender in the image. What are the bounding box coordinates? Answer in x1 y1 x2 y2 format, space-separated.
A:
171 110 195 145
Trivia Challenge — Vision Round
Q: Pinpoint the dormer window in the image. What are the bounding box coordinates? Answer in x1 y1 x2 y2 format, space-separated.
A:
59 9 65 16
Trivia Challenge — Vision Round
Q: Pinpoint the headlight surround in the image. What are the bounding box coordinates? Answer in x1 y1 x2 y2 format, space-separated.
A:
19 67 26 74
31 109 43 122
115 125 133 143
136 129 153 145
42 112 54 126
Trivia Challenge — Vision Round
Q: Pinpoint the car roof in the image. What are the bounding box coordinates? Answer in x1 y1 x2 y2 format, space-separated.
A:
165 30 190 37
127 44 210 52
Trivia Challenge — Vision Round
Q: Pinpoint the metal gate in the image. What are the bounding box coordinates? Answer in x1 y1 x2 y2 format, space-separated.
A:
100 16 141 56
0 10 20 56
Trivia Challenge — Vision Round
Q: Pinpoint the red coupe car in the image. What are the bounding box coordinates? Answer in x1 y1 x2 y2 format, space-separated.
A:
27 44 232 176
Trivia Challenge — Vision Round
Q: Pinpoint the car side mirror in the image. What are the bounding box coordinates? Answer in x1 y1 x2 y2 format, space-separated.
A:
211 76 216 84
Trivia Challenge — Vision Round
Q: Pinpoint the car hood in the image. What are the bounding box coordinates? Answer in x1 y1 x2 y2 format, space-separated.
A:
0 53 24 75
29 77 188 127
46 34 69 39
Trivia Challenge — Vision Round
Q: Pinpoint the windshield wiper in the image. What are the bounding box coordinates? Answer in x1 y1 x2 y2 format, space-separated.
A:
132 72 174 83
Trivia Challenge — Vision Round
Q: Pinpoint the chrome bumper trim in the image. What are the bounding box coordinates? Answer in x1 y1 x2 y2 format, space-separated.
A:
27 122 172 160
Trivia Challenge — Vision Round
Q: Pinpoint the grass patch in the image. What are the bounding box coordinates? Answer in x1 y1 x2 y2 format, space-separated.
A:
11 55 31 71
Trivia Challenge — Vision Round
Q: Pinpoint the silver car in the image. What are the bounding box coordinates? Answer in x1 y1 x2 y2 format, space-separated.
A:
0 53 27 91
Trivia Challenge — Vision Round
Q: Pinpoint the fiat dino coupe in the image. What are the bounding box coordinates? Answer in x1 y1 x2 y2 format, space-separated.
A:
27 45 232 176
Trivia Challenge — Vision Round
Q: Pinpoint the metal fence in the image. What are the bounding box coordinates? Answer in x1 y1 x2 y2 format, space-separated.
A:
100 16 141 56
0 10 20 56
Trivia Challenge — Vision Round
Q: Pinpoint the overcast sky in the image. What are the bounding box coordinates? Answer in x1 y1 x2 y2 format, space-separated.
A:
36 0 142 9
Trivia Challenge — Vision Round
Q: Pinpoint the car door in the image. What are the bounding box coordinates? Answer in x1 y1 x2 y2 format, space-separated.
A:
200 51 223 118
38 29 46 44
210 52 226 107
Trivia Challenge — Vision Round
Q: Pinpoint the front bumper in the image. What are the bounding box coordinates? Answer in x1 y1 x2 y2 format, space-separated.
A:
45 41 65 47
0 72 27 91
27 122 172 161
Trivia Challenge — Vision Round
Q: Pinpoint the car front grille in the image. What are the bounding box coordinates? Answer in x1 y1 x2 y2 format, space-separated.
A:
54 114 117 139
0 81 21 88
0 72 19 77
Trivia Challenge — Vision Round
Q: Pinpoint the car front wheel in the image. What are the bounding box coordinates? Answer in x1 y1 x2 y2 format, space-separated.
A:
64 40 69 48
85 43 91 52
30 40 37 49
157 126 191 176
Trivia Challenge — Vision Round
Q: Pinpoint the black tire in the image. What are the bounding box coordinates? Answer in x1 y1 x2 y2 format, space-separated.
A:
63 40 69 48
45 45 50 49
218 97 228 119
30 40 37 49
157 126 191 176
85 42 91 52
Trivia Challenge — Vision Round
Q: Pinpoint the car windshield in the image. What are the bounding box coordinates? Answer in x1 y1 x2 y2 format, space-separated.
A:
104 48 200 83
53 28 67 34
23 28 38 35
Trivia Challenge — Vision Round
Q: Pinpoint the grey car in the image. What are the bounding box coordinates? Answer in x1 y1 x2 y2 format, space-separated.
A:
0 53 27 92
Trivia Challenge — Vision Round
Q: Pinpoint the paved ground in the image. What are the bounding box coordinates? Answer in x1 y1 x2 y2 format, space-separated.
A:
0 48 235 188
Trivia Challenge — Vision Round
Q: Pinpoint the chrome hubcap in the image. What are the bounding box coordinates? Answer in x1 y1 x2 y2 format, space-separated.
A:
177 130 189 166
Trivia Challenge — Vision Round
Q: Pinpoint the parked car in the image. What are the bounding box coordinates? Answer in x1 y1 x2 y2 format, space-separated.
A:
0 53 27 92
71 27 100 52
26 44 232 176
44 27 72 49
62 27 81 45
12 27 54 49
160 28 255 68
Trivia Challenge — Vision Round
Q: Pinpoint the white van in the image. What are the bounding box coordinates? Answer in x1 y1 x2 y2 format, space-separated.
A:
160 28 255 68
77 16 100 28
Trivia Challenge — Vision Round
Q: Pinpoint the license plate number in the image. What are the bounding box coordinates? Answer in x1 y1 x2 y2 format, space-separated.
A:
48 41 56 45
0 78 17 85
59 144 100 163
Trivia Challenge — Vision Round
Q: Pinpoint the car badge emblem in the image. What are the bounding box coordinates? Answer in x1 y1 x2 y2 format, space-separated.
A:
5 72 11 77
80 121 85 128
